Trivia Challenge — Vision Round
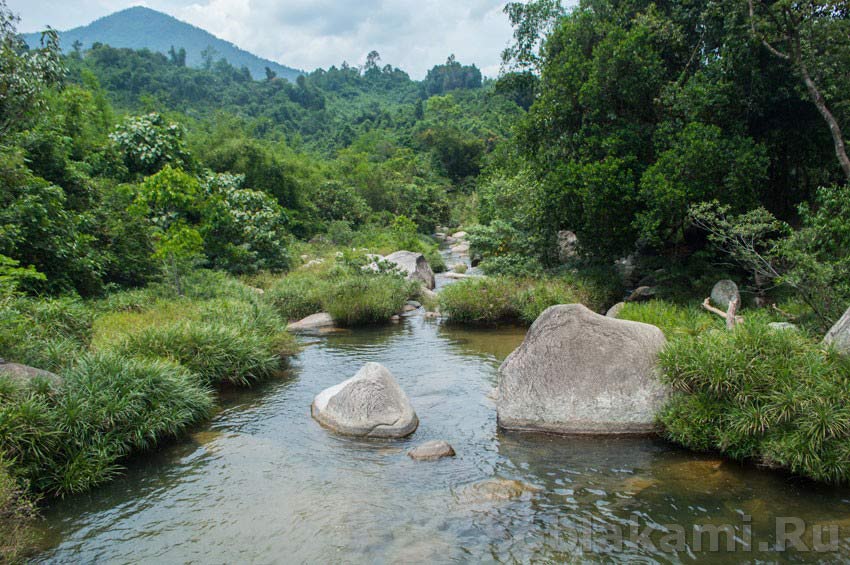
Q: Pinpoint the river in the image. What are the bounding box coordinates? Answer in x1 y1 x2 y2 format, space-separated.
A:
32 261 850 563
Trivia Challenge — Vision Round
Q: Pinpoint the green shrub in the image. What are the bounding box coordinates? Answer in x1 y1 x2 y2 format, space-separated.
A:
0 295 92 371
440 276 604 324
617 301 720 339
658 324 850 484
265 272 328 321
0 352 213 496
322 275 413 327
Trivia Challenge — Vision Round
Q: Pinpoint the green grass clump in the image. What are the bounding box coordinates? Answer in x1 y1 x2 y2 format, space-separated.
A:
0 458 37 563
322 275 414 327
617 301 720 339
0 351 213 496
102 298 294 387
0 295 93 372
265 272 328 321
439 276 604 325
658 323 850 484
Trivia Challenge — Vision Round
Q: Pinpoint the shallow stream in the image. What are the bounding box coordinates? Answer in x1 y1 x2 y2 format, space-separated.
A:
33 263 850 563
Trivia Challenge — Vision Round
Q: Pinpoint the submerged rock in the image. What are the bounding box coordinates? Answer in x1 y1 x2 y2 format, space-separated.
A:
711 280 740 310
824 305 850 355
408 440 456 461
459 479 541 503
497 304 669 435
385 251 436 290
287 312 336 333
311 362 418 438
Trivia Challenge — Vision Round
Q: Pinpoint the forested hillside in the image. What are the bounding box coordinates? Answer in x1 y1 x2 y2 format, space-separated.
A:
22 6 303 81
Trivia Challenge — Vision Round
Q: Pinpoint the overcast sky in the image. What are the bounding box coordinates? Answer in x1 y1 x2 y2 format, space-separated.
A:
9 0 516 78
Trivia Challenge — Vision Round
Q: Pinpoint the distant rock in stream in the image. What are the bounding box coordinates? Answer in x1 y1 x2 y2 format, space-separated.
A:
497 304 669 435
287 312 336 333
311 362 418 438
385 251 436 290
408 440 455 461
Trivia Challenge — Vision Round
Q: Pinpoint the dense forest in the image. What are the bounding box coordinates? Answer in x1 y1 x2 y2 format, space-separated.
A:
3 0 850 560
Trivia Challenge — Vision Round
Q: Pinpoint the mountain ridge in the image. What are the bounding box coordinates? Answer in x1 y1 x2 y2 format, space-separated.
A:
22 6 303 82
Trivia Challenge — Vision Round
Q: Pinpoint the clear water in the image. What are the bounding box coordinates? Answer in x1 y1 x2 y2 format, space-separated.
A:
34 298 850 563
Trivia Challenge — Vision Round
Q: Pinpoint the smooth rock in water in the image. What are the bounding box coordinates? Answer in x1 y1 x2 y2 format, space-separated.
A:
626 286 656 302
769 322 799 332
557 230 579 263
311 363 418 438
390 315 401 322
408 440 456 461
606 302 626 318
0 360 62 389
424 311 441 320
497 304 669 435
450 241 470 256
287 312 335 333
402 304 419 313
434 232 447 241
452 231 468 240
711 280 740 310
385 251 436 290
824 305 850 355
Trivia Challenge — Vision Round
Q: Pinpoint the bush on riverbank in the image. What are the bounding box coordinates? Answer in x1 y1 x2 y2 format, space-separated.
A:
0 352 213 496
658 323 850 484
323 275 415 326
439 276 607 324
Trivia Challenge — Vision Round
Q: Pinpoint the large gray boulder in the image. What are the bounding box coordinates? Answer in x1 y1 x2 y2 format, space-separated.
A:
497 304 669 435
385 251 436 290
824 306 850 355
711 280 740 310
311 363 418 438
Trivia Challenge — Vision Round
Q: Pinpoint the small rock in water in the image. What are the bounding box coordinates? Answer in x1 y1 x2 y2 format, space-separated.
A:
406 300 422 308
390 315 401 322
450 241 471 256
287 312 335 333
408 440 456 461
424 311 440 320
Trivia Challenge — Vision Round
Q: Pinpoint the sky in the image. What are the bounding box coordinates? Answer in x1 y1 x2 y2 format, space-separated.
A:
9 0 516 78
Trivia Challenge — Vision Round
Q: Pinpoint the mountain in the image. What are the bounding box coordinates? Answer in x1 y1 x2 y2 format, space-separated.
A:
22 6 303 82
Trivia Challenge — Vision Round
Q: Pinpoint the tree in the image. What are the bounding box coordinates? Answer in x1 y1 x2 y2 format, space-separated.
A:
501 0 565 73
748 0 850 181
109 113 190 176
0 1 64 139
264 66 277 81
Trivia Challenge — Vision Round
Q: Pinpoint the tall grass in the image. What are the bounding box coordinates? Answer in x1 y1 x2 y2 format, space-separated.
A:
0 352 213 496
323 275 414 326
658 323 850 484
439 276 607 325
617 301 720 339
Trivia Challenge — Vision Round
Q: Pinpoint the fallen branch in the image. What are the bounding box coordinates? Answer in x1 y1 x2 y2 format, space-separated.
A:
702 297 744 328
771 303 797 321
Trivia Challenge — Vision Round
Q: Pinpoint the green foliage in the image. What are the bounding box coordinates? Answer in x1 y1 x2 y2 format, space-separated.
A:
110 113 190 176
0 255 45 295
658 323 850 484
322 274 413 327
265 272 327 321
423 55 482 96
617 301 721 339
0 351 213 496
439 275 604 325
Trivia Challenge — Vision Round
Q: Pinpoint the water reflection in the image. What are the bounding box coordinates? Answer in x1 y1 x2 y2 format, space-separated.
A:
34 313 850 564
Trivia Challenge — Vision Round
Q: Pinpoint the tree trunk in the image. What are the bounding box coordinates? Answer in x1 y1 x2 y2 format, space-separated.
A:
799 61 850 182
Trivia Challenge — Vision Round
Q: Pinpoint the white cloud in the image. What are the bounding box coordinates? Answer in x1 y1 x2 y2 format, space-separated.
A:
10 0 514 78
